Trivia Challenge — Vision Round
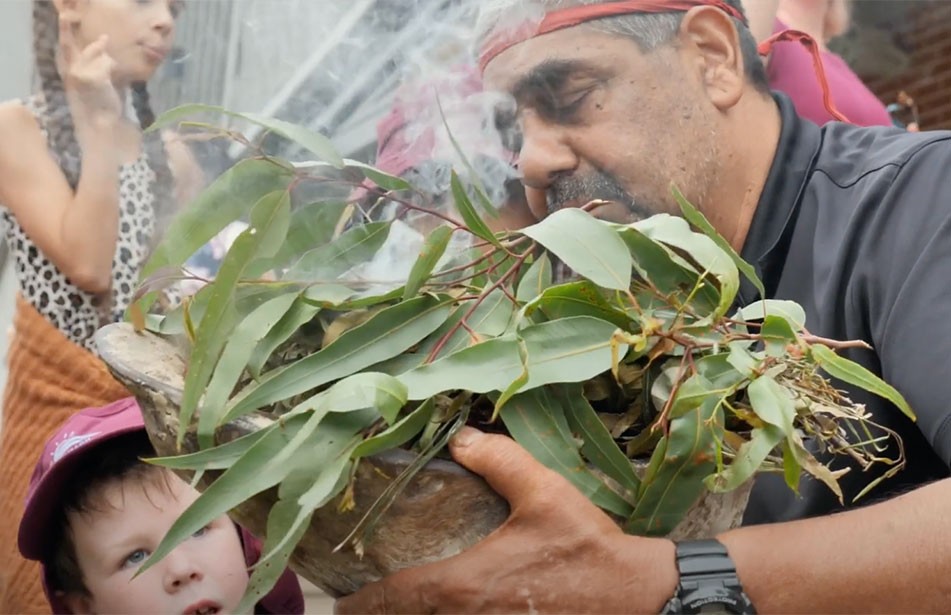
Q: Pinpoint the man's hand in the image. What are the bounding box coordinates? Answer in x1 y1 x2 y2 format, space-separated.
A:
334 427 678 614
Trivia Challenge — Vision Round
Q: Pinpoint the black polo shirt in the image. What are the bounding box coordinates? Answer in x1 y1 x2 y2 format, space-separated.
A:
741 95 951 524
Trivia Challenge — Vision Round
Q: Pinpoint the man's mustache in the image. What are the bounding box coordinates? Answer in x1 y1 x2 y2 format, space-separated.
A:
546 173 653 221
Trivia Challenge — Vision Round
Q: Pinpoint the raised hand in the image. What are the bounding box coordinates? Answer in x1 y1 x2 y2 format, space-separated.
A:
59 13 122 125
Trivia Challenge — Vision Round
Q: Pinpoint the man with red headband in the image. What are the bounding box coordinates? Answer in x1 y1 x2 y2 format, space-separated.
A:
336 1 951 613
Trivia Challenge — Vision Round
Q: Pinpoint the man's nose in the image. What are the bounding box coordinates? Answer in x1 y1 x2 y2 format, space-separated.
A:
517 112 579 199
163 549 204 594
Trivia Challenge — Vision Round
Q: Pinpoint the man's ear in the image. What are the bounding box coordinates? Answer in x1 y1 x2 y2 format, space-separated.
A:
677 5 746 111
60 591 94 615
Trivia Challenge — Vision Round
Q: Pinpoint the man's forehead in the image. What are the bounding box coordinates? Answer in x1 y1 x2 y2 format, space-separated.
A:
483 27 626 93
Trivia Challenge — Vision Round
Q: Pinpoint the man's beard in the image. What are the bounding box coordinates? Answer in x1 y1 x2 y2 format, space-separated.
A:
546 170 657 223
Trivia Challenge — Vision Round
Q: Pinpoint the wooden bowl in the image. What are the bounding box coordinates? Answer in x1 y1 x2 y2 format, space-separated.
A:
94 323 751 597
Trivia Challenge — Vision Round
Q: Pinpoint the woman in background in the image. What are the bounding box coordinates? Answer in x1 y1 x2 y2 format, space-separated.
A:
0 1 186 611
747 0 893 127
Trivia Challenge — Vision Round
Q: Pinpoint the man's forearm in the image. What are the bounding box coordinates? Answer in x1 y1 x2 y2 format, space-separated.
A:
717 478 951 612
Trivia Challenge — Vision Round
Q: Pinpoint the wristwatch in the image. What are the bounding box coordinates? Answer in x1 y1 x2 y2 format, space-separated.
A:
660 539 756 614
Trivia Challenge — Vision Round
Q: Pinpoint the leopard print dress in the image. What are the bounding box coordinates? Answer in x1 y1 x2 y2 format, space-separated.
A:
0 96 161 353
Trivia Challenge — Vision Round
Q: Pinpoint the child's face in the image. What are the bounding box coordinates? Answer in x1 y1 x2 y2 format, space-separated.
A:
57 0 181 84
64 473 250 615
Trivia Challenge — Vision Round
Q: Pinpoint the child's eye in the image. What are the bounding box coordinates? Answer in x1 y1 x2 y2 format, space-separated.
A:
191 525 209 538
122 549 149 568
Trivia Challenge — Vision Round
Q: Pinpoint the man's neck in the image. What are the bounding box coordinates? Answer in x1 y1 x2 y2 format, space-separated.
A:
707 94 783 252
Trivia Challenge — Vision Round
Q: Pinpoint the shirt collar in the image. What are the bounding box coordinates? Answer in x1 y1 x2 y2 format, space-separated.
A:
738 93 823 304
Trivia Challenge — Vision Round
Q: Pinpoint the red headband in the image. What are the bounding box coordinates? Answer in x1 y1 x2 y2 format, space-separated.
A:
478 0 849 122
478 0 746 72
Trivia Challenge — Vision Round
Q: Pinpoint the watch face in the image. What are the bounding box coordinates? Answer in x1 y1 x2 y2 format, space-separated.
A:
681 589 756 615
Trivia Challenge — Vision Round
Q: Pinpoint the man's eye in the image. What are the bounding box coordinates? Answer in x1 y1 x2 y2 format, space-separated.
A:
122 549 149 568
548 90 594 121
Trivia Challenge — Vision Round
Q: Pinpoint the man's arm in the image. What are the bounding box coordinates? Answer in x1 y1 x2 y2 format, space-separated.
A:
335 428 951 614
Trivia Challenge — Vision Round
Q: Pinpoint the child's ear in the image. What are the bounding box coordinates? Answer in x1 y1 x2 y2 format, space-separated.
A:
59 591 94 615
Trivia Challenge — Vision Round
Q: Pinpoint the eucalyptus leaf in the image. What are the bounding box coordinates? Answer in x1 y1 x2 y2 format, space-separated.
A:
672 185 765 299
516 254 553 302
451 171 500 247
501 388 634 518
147 426 275 471
198 293 299 447
399 316 625 400
561 383 641 496
748 375 797 435
352 398 437 459
133 159 293 314
737 300 807 330
811 344 915 420
635 214 739 319
706 425 783 492
285 222 391 282
524 280 633 330
521 209 633 291
150 103 344 166
178 190 291 446
403 225 454 300
627 399 722 536
223 295 453 422
273 201 349 267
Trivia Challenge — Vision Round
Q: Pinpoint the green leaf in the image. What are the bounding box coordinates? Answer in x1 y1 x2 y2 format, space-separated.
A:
501 388 634 518
635 214 739 319
521 209 633 291
737 300 807 330
150 103 344 167
626 399 722 536
223 295 453 422
436 97 497 215
451 171 500 247
706 425 783 492
561 383 641 495
273 201 349 267
673 185 765 299
198 293 299 447
525 281 633 330
286 372 407 426
810 344 915 420
147 427 276 471
760 315 798 357
781 438 802 494
495 335 530 412
787 429 842 502
235 499 314 614
403 225 454 300
748 375 797 435
132 159 293 315
516 254 553 302
178 190 292 446
285 222 391 282
399 316 625 400
353 398 437 459
614 225 720 314
344 159 413 191
246 293 322 379
414 290 515 360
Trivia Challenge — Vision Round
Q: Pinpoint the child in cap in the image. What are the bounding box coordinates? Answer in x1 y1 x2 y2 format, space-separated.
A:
17 398 305 615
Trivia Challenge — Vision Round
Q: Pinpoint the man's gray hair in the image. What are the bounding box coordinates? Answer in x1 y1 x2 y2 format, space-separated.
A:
476 0 768 90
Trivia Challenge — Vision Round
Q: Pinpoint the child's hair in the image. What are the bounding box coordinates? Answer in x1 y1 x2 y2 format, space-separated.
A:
32 0 177 245
46 431 170 597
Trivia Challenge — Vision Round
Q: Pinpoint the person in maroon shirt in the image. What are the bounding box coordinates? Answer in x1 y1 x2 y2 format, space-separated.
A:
747 0 893 127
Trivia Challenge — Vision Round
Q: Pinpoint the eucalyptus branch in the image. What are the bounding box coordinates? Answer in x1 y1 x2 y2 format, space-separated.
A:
426 249 532 363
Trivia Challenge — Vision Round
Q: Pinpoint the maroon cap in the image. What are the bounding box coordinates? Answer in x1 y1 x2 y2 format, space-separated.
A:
17 398 304 614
